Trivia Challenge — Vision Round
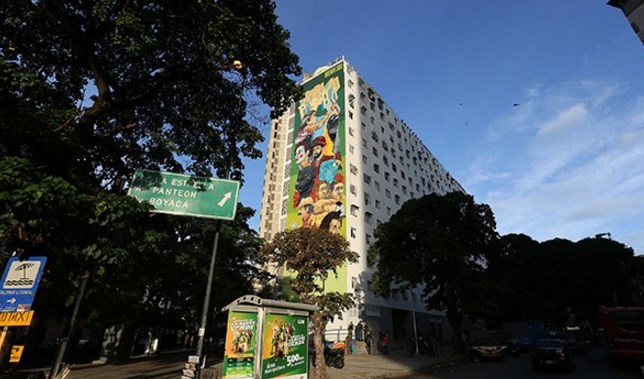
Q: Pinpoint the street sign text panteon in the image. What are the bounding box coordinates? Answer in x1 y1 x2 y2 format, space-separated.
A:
128 169 240 220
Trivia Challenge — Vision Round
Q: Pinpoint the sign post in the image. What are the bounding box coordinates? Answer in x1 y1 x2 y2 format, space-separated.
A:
128 169 241 379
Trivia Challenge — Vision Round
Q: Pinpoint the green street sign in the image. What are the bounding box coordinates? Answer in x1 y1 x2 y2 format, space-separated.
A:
128 169 240 220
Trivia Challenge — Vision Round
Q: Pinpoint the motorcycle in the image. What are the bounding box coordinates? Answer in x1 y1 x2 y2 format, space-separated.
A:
311 343 345 369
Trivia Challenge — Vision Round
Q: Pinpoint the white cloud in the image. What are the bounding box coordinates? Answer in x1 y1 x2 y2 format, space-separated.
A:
537 103 588 136
466 79 644 253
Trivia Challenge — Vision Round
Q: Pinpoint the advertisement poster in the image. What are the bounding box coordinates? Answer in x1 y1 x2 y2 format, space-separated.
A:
261 313 309 379
222 311 258 378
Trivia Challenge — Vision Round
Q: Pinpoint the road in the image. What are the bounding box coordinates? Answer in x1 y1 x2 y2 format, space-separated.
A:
404 348 644 379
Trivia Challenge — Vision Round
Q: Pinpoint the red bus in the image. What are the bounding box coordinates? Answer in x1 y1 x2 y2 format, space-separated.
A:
598 306 644 364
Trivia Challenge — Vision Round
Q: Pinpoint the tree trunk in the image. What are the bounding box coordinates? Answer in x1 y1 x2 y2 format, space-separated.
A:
311 311 328 379
446 308 463 355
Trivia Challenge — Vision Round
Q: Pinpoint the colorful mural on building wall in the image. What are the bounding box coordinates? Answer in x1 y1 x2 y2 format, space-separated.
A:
286 62 347 292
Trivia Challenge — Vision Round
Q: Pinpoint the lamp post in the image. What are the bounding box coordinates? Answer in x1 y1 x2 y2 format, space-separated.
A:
194 60 245 379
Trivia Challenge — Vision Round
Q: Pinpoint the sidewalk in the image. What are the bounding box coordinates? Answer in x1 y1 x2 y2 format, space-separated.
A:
59 349 458 379
328 350 458 379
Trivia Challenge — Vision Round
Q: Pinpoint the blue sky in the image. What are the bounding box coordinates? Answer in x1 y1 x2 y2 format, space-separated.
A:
239 1 644 254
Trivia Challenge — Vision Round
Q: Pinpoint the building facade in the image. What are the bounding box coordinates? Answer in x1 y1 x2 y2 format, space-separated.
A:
259 57 465 343
609 0 644 45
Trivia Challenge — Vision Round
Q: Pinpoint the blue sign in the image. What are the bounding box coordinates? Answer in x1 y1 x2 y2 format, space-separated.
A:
0 257 47 312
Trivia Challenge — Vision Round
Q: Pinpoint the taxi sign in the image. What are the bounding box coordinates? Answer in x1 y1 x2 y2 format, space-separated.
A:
0 311 34 327
9 345 24 363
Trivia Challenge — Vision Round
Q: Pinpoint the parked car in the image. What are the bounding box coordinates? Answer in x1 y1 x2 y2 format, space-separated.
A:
467 331 507 361
507 337 534 354
547 331 589 353
530 338 575 372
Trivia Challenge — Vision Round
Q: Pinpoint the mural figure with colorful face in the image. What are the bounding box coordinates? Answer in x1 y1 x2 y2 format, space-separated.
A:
314 180 330 201
319 211 343 235
293 136 316 207
330 175 345 202
296 197 315 227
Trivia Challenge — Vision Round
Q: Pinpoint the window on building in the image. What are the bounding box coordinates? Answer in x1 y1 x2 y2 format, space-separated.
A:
350 164 358 175
365 212 373 223
349 144 354 154
372 147 378 157
385 189 391 198
349 127 354 136
350 204 359 216
392 163 397 172
393 178 398 187
348 79 354 87
383 156 388 166
350 184 357 195
351 227 356 238
362 138 367 147
364 192 370 205
364 174 371 184
395 195 400 205
362 155 368 164
373 163 380 173
402 185 407 194
366 234 372 245
375 199 381 209
375 181 381 191
349 111 353 120
384 172 390 181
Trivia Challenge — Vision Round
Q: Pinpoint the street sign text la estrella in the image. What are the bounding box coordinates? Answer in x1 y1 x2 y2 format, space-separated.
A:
128 169 240 221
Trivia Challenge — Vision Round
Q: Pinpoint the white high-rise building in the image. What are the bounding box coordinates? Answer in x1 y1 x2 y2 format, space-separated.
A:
259 57 465 343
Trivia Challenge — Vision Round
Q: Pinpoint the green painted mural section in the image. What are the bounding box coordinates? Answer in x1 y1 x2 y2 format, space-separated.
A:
286 62 348 293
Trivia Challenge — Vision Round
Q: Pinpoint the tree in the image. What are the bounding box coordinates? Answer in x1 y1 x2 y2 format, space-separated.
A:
482 233 638 332
0 0 301 362
1 0 301 186
260 227 358 379
368 192 498 352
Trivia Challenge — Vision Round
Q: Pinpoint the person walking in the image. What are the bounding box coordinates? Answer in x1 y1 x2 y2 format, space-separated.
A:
355 321 363 341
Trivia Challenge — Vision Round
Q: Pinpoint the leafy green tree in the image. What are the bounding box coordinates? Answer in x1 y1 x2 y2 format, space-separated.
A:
0 0 301 361
485 234 636 329
368 192 498 352
260 227 358 379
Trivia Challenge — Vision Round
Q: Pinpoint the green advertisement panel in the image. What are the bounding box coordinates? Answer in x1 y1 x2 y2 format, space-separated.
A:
261 313 309 379
222 311 258 378
286 61 347 293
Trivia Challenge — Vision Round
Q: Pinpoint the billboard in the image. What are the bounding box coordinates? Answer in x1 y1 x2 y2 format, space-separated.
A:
261 312 309 379
286 61 347 292
222 311 258 378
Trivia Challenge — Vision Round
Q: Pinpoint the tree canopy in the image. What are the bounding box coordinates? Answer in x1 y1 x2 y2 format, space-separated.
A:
368 192 499 349
0 0 301 360
260 227 358 379
486 233 637 328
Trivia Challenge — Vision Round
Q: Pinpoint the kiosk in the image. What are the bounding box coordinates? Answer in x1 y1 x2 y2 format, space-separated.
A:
220 295 318 379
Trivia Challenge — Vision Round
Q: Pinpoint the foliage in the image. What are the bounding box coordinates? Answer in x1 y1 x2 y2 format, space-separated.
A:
0 0 300 357
260 227 358 379
486 234 636 328
368 192 498 350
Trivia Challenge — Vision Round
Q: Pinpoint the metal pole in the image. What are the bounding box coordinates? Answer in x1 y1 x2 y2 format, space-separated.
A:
412 310 419 355
194 220 222 379
49 270 90 379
